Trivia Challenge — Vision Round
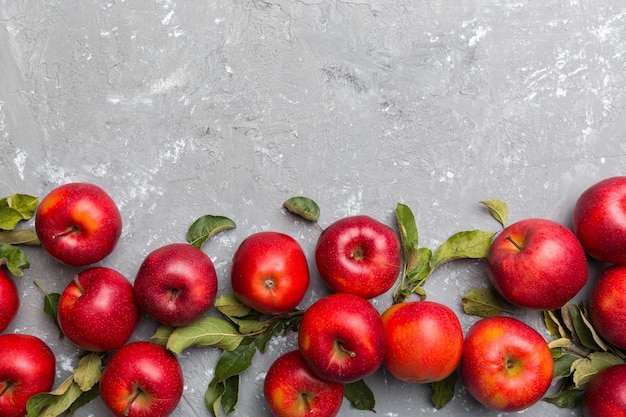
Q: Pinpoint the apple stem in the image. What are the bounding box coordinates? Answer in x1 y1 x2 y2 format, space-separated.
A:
505 235 523 251
52 225 80 239
73 274 84 294
0 381 11 397
301 393 313 412
338 342 357 358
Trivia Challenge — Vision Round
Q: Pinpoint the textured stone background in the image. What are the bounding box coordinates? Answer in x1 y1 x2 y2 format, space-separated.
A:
1 0 625 416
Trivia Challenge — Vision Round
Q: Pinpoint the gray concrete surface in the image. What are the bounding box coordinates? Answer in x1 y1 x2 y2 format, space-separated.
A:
2 1 625 416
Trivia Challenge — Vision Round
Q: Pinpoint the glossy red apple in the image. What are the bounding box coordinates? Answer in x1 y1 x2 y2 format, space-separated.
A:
583 363 626 417
381 300 463 383
231 231 309 315
263 350 344 417
57 267 140 352
460 316 554 412
315 215 401 299
0 269 19 333
100 341 184 417
298 292 385 383
35 182 122 266
487 218 588 310
573 176 626 264
588 264 626 349
0 333 56 417
134 243 218 327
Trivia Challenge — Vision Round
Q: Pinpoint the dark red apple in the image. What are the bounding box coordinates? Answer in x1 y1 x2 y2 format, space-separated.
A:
35 182 122 266
0 269 19 333
583 364 626 417
315 215 401 299
134 243 218 327
100 341 184 417
57 267 140 352
487 218 588 310
588 264 626 349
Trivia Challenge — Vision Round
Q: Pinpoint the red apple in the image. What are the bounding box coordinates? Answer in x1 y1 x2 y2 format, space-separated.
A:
381 300 463 383
573 176 626 264
315 215 401 299
35 182 122 266
57 267 140 352
231 231 309 315
0 333 56 417
100 341 184 417
583 363 626 417
0 269 19 333
588 264 626 349
134 243 218 327
487 218 588 310
263 350 344 417
298 292 385 383
460 316 554 412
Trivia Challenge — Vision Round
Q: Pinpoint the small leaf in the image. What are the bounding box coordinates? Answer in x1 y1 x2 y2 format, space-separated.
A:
26 379 83 417
73 353 102 392
0 230 40 246
66 386 100 417
230 317 272 335
430 371 457 410
552 353 579 379
0 243 30 276
214 342 256 382
34 281 62 337
187 215 236 248
543 385 584 408
396 203 419 256
0 206 25 230
215 294 252 318
405 247 432 285
568 304 605 351
544 309 570 339
4 194 38 220
480 199 508 228
166 317 244 354
221 375 240 414
461 287 511 318
571 352 624 389
205 378 226 417
283 196 321 223
430 230 495 270
343 379 375 412
151 325 175 346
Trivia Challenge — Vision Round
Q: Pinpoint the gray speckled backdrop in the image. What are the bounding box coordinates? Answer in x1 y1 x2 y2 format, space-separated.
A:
2 0 625 416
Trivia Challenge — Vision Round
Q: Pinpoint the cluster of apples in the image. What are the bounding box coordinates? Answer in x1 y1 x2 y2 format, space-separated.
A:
2 177 626 417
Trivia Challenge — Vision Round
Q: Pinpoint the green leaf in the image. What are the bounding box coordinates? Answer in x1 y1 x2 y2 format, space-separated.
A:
405 247 432 285
230 317 272 335
0 230 40 246
221 375 240 414
187 215 236 248
552 353 579 380
151 325 175 346
215 294 252 318
543 385 584 408
568 304 606 351
461 287 511 318
480 199 508 228
430 371 457 410
26 378 83 417
0 242 30 276
166 317 244 354
73 353 102 392
214 342 256 382
343 379 375 412
396 203 419 258
572 352 624 389
34 281 62 337
430 230 495 270
0 194 38 230
282 196 321 223
544 309 570 339
66 385 100 416
205 378 226 417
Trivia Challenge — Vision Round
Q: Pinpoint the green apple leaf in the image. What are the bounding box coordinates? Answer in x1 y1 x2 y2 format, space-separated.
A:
0 242 30 276
343 379 375 412
544 309 571 339
221 375 240 414
552 352 579 380
430 230 495 270
34 281 62 337
165 317 244 354
430 371 458 410
0 229 40 245
568 304 607 352
572 352 624 389
396 202 419 258
151 325 175 346
26 377 83 417
73 353 102 392
205 378 226 417
0 194 38 230
461 287 513 318
283 196 321 223
214 341 257 382
65 386 100 417
542 385 584 408
187 215 236 248
215 294 252 318
480 199 508 228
